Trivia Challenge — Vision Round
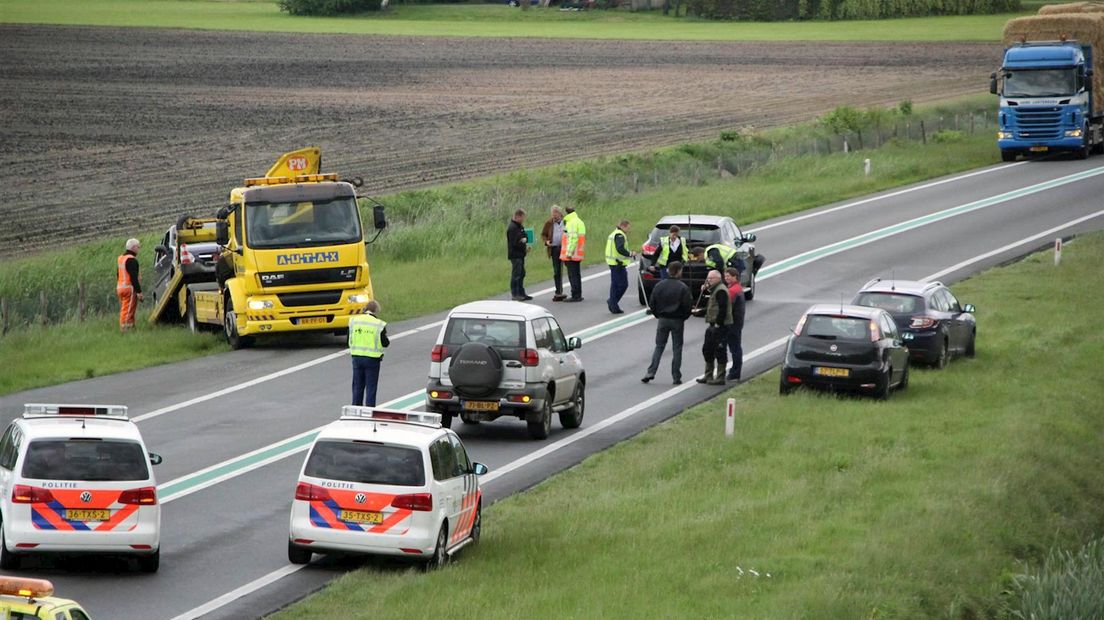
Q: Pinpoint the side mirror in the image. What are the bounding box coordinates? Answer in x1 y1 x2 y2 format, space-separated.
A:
215 221 229 246
472 462 488 476
1085 78 1093 92
372 205 387 231
742 232 757 243
149 453 163 466
567 336 582 350
963 303 976 313
216 205 231 220
989 72 998 95
154 244 169 256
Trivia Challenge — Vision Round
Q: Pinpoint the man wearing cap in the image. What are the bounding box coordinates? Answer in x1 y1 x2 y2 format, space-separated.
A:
116 238 144 332
349 300 390 407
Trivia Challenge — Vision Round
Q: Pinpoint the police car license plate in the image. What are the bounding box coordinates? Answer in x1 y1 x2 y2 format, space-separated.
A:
299 317 327 326
66 509 110 521
463 400 499 412
340 510 383 525
814 366 850 378
1029 146 1049 152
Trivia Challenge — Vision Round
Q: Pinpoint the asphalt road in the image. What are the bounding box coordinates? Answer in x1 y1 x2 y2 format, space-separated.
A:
2 158 1103 619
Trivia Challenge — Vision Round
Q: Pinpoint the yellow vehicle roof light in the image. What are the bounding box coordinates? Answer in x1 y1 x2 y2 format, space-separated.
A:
244 176 293 187
292 173 339 183
0 576 54 598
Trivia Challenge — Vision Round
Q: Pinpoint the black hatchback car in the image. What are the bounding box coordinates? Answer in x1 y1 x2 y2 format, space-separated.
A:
780 304 910 399
852 279 976 369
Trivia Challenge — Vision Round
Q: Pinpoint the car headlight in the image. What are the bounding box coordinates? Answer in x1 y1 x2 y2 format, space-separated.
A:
997 131 1012 139
1065 129 1083 137
348 294 371 304
248 300 273 310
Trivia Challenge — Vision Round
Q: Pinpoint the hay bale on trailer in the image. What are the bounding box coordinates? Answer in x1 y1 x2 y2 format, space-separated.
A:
1003 14 1104 114
1037 2 1104 15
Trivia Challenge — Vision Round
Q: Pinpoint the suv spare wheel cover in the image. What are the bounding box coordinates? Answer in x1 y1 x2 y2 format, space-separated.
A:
448 343 504 397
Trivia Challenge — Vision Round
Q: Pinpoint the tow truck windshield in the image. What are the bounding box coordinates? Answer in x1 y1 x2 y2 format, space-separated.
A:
1002 68 1077 97
246 197 362 249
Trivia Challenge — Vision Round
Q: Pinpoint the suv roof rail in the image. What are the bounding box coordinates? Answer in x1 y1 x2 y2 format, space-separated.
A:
860 277 882 290
340 406 442 428
23 404 129 420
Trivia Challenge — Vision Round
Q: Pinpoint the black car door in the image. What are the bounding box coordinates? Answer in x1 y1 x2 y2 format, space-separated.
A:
880 313 908 383
937 289 966 353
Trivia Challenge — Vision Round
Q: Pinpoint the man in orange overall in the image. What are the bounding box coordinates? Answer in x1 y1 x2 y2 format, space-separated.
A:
117 238 144 331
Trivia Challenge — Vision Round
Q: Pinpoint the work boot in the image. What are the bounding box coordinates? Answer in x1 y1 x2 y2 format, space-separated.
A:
706 368 726 385
695 363 714 384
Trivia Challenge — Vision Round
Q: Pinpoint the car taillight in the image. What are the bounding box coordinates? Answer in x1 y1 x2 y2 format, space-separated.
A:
793 314 808 336
119 487 158 505
391 493 433 512
431 344 448 363
428 390 453 400
641 271 655 280
869 320 882 342
295 482 332 502
909 316 938 329
11 485 55 504
522 349 540 366
642 243 657 254
180 244 195 265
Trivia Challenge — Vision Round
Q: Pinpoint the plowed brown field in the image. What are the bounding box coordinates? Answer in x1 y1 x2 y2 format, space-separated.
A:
0 24 999 257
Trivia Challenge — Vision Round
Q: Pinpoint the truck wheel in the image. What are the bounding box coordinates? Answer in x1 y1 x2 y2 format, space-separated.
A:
137 549 160 573
1000 149 1016 162
558 381 585 429
288 540 312 565
1077 140 1091 160
223 297 252 350
186 290 199 333
527 396 552 440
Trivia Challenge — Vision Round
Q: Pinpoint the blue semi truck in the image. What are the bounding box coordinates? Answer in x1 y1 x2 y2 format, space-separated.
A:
995 16 1104 161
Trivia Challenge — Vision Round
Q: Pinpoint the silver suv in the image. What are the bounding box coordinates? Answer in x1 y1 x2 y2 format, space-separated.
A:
425 301 585 440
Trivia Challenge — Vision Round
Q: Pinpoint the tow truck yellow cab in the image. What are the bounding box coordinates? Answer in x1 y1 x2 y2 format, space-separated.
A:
0 577 92 619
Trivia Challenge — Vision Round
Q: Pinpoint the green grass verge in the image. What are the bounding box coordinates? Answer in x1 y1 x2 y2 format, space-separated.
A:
273 230 1104 619
0 0 1026 41
0 317 228 395
0 99 1000 396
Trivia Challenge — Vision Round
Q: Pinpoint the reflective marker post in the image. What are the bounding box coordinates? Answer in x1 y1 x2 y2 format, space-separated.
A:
725 398 735 438
1054 237 1062 266
864 158 871 178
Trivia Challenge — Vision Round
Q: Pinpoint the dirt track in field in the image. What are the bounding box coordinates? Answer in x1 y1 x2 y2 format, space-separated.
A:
0 24 999 257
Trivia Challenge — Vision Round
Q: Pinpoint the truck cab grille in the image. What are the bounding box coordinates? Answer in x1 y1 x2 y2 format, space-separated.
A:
1013 107 1063 140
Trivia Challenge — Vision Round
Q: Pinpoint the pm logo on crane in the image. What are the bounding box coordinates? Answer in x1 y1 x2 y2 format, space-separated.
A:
276 251 340 266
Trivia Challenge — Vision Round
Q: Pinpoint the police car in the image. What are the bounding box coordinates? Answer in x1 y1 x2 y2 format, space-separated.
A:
0 576 93 619
288 407 488 569
0 405 162 573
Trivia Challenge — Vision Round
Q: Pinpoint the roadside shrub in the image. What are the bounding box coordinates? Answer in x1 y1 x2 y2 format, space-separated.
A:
278 0 381 16
931 129 967 143
1011 538 1104 620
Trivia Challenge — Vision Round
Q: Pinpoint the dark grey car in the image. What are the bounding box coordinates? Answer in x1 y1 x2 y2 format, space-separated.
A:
852 279 976 369
637 214 760 305
150 218 221 316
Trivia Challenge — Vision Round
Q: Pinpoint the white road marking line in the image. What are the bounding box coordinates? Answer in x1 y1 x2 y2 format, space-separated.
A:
166 564 304 620
749 162 1028 233
921 209 1104 283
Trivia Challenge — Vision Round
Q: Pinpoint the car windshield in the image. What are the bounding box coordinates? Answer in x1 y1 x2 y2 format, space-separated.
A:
1003 68 1077 97
801 315 871 341
245 197 362 249
648 225 722 246
443 317 525 348
853 292 922 314
304 440 425 486
22 439 149 481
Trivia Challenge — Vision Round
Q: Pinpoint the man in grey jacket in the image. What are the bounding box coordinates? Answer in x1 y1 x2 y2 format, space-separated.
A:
641 261 694 385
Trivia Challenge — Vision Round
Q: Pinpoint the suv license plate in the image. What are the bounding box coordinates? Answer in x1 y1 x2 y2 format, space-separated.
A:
814 366 850 378
340 510 383 525
299 317 327 326
66 509 110 521
463 400 499 412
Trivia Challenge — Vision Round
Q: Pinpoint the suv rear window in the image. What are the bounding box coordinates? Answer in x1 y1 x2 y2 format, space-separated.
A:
648 225 722 246
304 440 425 487
801 315 871 340
22 439 149 482
854 292 923 314
443 318 525 348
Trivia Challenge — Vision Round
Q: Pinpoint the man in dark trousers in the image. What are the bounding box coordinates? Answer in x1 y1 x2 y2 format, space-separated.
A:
696 270 730 385
724 267 746 382
506 208 532 301
349 300 389 407
605 219 635 314
641 261 693 385
539 205 566 301
116 238 144 332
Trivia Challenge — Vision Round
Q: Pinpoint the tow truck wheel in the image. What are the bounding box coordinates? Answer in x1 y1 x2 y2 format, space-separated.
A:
137 549 160 573
1000 149 1016 162
0 524 20 571
223 297 252 350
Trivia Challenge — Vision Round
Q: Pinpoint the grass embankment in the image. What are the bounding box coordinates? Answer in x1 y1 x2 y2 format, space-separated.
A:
1 0 1023 41
275 232 1104 619
0 99 999 395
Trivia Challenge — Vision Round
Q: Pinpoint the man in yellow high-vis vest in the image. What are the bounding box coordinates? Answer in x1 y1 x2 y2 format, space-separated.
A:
349 300 389 406
559 206 587 302
605 219 635 314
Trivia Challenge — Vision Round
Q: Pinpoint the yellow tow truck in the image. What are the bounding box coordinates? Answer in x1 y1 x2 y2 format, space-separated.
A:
0 576 92 619
149 147 386 348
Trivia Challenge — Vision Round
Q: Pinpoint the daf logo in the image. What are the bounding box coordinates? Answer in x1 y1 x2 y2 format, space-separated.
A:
829 344 838 352
354 493 366 504
80 491 92 503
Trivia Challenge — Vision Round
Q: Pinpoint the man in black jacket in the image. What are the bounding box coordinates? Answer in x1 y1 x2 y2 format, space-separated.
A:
506 209 532 301
641 261 694 385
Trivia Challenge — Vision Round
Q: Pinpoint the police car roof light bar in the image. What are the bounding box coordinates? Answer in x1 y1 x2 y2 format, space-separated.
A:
23 404 129 420
340 406 442 428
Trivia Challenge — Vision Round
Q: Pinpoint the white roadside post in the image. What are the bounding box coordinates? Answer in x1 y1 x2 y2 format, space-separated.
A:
864 158 871 177
725 398 735 438
1054 237 1063 266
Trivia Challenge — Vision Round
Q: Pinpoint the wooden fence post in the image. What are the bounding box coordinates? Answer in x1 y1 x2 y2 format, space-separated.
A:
653 168 659 186
716 155 723 177
1 298 8 336
77 282 86 322
39 291 48 326
920 120 927 145
970 114 975 134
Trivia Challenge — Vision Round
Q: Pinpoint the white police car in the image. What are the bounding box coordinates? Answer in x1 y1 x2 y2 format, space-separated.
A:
288 407 487 569
0 404 162 572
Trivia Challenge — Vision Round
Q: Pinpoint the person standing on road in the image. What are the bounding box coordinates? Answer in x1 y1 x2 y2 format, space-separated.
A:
724 267 746 382
696 270 730 385
560 206 586 302
540 205 566 301
641 261 693 385
647 225 685 280
350 300 390 407
116 238 144 332
507 208 532 301
605 219 635 314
